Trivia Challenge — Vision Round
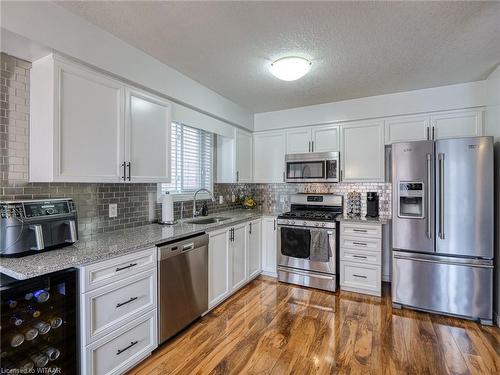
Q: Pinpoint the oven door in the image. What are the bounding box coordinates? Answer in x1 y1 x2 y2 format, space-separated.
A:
277 225 336 274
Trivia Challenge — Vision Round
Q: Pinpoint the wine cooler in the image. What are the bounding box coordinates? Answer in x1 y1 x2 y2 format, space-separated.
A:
0 268 78 373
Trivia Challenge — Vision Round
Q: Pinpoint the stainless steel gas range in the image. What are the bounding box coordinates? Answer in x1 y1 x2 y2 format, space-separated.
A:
277 194 343 292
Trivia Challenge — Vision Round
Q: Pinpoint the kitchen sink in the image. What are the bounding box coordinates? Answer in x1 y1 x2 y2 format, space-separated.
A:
186 216 231 225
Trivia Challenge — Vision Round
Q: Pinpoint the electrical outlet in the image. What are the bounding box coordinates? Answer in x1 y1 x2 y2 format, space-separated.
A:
109 203 117 218
231 194 236 203
219 195 224 204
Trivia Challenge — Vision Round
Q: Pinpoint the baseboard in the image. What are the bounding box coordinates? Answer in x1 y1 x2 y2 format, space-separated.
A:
495 312 500 328
261 270 277 278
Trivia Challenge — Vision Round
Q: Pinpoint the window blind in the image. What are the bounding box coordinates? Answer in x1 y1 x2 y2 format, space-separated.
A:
161 122 213 195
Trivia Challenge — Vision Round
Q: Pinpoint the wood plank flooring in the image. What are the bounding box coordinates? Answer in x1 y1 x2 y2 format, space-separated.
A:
127 276 499 375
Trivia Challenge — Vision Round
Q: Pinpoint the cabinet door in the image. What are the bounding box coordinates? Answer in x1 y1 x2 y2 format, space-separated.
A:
286 128 311 154
231 224 247 291
341 120 385 182
248 220 262 280
253 131 286 183
385 115 430 144
55 61 124 182
312 125 340 152
431 109 484 139
261 218 277 276
125 88 171 182
208 229 230 308
235 129 253 183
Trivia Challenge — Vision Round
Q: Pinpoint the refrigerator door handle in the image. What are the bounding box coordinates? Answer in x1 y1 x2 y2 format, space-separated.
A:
438 153 445 240
426 153 432 239
393 253 493 268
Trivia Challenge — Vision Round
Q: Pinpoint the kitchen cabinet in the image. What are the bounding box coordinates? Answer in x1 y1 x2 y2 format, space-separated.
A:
341 120 385 182
208 228 231 308
384 115 430 144
248 219 262 280
216 129 252 183
261 217 278 277
230 223 248 291
286 125 339 154
30 54 172 183
430 109 483 139
253 130 286 183
125 88 171 182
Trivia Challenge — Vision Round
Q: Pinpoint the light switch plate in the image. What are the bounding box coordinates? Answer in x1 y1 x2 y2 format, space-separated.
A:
219 195 224 204
109 203 117 218
231 194 236 203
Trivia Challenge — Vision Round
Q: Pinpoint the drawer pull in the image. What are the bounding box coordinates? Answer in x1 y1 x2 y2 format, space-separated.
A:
353 255 367 259
116 296 138 308
353 229 367 233
116 340 138 355
353 242 367 246
353 274 367 279
115 263 138 272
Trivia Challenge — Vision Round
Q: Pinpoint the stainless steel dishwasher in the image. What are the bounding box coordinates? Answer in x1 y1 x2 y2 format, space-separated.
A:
157 233 209 344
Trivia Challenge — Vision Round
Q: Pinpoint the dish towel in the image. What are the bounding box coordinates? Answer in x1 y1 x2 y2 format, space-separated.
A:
309 229 331 262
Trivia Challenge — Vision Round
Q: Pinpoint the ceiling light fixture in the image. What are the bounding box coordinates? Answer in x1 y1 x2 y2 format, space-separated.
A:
270 56 312 81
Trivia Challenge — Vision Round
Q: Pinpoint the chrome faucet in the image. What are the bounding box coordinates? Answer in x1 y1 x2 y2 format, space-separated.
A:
192 188 215 217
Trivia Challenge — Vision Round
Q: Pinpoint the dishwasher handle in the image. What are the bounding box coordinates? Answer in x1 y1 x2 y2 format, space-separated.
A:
158 233 209 261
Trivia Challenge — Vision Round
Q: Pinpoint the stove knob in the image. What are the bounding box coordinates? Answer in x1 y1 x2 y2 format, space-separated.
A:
315 222 319 227
290 220 295 225
321 223 326 227
303 221 307 226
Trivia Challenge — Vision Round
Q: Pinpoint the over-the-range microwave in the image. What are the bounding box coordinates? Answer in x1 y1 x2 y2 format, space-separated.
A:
285 151 340 183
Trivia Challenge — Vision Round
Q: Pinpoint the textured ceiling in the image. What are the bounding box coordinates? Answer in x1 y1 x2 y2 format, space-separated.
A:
57 1 500 113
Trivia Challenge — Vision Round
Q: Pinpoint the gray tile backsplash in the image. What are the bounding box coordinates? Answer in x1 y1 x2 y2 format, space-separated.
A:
1 52 391 240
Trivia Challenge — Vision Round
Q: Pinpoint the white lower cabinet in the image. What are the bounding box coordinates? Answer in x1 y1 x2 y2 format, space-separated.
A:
208 219 262 310
261 217 277 277
339 222 382 296
79 247 158 375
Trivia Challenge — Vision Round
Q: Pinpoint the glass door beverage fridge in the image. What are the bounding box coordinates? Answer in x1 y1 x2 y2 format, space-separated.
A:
0 268 78 373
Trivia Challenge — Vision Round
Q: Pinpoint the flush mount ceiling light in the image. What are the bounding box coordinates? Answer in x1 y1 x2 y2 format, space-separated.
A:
270 57 312 81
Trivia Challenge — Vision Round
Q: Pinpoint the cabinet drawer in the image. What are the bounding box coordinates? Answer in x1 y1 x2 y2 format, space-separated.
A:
83 269 157 344
84 310 157 375
81 247 156 292
340 261 381 295
340 223 382 238
341 248 381 265
340 236 381 252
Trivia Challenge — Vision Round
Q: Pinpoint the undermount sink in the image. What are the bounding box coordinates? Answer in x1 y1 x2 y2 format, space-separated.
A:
186 216 231 225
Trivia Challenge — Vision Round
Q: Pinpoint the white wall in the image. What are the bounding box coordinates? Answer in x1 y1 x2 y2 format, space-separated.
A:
0 1 254 131
254 81 487 131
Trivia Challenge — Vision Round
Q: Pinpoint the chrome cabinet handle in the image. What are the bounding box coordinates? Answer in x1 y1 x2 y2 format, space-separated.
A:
274 219 276 231
426 127 430 140
236 171 239 182
438 153 445 239
426 153 432 239
353 274 367 279
30 224 45 250
127 162 131 181
353 229 367 233
308 141 311 152
432 127 435 140
115 263 137 272
282 171 285 182
311 141 314 152
249 222 252 234
116 296 138 308
353 242 367 246
121 162 126 181
116 341 138 355
353 255 367 259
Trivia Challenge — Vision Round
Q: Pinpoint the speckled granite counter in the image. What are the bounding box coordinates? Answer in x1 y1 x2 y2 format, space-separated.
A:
0 210 278 280
336 215 390 225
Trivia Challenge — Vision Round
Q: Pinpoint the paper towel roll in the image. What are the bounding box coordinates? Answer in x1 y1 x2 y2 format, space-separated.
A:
161 194 175 224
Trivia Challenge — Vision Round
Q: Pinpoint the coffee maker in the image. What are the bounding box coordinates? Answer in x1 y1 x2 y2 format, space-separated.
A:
366 192 379 218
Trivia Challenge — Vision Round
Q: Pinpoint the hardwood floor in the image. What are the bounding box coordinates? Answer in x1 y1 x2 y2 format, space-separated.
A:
128 276 499 375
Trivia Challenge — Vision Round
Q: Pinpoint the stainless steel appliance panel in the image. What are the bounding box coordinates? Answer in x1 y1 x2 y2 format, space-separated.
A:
393 251 493 322
285 152 339 183
278 267 336 292
158 234 209 343
435 137 494 258
392 141 434 253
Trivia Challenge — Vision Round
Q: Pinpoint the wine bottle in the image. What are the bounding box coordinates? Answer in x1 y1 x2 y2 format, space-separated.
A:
6 299 17 309
41 346 61 361
22 327 39 341
33 289 50 303
24 292 33 301
47 316 63 329
30 352 49 368
17 359 35 372
24 305 41 319
9 333 24 348
9 314 23 327
33 320 51 335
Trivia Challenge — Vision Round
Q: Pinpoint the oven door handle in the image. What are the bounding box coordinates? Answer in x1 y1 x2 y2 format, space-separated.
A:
278 225 334 233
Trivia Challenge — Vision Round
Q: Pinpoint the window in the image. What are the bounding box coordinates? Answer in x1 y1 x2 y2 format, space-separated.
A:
160 122 214 197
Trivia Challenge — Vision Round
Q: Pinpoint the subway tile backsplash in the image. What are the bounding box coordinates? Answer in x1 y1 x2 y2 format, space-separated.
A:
1 52 391 240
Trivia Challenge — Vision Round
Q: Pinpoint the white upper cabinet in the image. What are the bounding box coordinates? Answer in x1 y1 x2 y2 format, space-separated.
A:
341 120 385 182
29 54 171 183
253 130 286 183
235 129 253 183
286 124 339 154
125 88 171 182
286 128 311 154
384 115 430 144
311 124 340 152
430 109 484 140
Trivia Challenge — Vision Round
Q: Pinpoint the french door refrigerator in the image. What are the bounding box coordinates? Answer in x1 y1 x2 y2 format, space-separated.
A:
392 136 494 324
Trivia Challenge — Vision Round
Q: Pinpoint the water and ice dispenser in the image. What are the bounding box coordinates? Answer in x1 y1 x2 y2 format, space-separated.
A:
398 182 424 218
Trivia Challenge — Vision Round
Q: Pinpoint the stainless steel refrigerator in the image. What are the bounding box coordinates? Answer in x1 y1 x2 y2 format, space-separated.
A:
392 136 494 325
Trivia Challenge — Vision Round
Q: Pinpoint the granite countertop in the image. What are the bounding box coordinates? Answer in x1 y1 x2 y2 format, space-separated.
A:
336 214 391 225
0 209 278 280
